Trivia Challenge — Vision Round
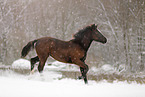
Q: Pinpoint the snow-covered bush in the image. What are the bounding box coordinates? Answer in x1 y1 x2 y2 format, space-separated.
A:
90 64 126 73
101 64 114 72
12 59 30 69
90 64 115 73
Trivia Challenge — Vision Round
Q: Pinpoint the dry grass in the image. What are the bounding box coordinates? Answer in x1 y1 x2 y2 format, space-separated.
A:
60 71 145 84
0 66 145 84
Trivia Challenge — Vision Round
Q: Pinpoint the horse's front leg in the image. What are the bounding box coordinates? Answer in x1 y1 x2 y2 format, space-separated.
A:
79 65 89 84
73 60 89 84
78 67 84 79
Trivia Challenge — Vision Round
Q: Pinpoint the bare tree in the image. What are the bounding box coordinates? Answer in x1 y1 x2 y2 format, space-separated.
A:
0 0 145 73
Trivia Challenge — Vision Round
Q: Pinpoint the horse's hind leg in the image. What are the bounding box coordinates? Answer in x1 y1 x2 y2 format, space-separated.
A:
30 56 39 74
38 55 49 73
30 56 39 70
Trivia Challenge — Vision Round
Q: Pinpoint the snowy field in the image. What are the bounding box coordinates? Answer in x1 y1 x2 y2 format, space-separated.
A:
0 59 145 97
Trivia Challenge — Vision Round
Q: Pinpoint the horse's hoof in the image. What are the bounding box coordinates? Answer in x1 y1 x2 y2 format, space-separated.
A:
31 65 34 71
78 76 83 79
30 71 34 75
84 80 88 84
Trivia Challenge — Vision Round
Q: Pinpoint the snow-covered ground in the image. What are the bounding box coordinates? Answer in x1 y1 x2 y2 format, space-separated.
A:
0 76 145 97
0 59 145 97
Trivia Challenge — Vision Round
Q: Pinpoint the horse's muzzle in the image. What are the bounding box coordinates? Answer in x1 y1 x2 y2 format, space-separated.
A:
103 38 107 44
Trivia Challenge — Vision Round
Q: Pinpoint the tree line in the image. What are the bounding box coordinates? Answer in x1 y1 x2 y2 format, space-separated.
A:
0 0 144 72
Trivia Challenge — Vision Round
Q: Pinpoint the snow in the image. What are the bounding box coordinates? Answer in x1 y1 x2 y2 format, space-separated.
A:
0 76 145 97
11 59 79 71
46 61 79 71
142 52 145 55
101 64 114 71
90 64 124 73
11 59 30 69
0 59 145 97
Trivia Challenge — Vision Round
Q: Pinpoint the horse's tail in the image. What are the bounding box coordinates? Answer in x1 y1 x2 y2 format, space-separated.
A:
21 40 38 58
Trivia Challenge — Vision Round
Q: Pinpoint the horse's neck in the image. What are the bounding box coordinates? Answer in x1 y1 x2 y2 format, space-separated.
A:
80 36 93 51
71 35 93 51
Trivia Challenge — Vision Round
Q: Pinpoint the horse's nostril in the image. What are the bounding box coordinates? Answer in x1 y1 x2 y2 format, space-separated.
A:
103 38 107 44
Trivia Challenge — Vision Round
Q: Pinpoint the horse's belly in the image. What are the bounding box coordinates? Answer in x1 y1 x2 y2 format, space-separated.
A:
50 51 71 63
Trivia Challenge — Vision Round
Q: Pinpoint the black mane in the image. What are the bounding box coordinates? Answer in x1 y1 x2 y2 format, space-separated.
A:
73 26 91 41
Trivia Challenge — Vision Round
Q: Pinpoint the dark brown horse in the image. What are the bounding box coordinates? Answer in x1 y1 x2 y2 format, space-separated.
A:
21 24 107 84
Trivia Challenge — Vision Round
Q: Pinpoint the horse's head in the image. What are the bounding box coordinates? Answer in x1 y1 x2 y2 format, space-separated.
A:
91 24 107 44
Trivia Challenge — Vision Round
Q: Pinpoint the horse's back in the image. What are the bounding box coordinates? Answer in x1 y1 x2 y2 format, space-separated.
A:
36 37 66 46
35 37 70 55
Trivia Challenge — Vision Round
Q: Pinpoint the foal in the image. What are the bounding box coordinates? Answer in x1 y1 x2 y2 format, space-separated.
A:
21 24 107 84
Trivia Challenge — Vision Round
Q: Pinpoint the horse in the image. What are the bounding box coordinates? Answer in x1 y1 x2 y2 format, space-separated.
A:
21 24 107 84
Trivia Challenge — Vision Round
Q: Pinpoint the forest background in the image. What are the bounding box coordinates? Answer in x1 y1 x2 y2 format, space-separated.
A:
0 0 145 73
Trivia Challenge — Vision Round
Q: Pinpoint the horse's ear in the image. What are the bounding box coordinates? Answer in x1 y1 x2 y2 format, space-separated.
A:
72 34 75 39
96 24 98 28
91 24 96 29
